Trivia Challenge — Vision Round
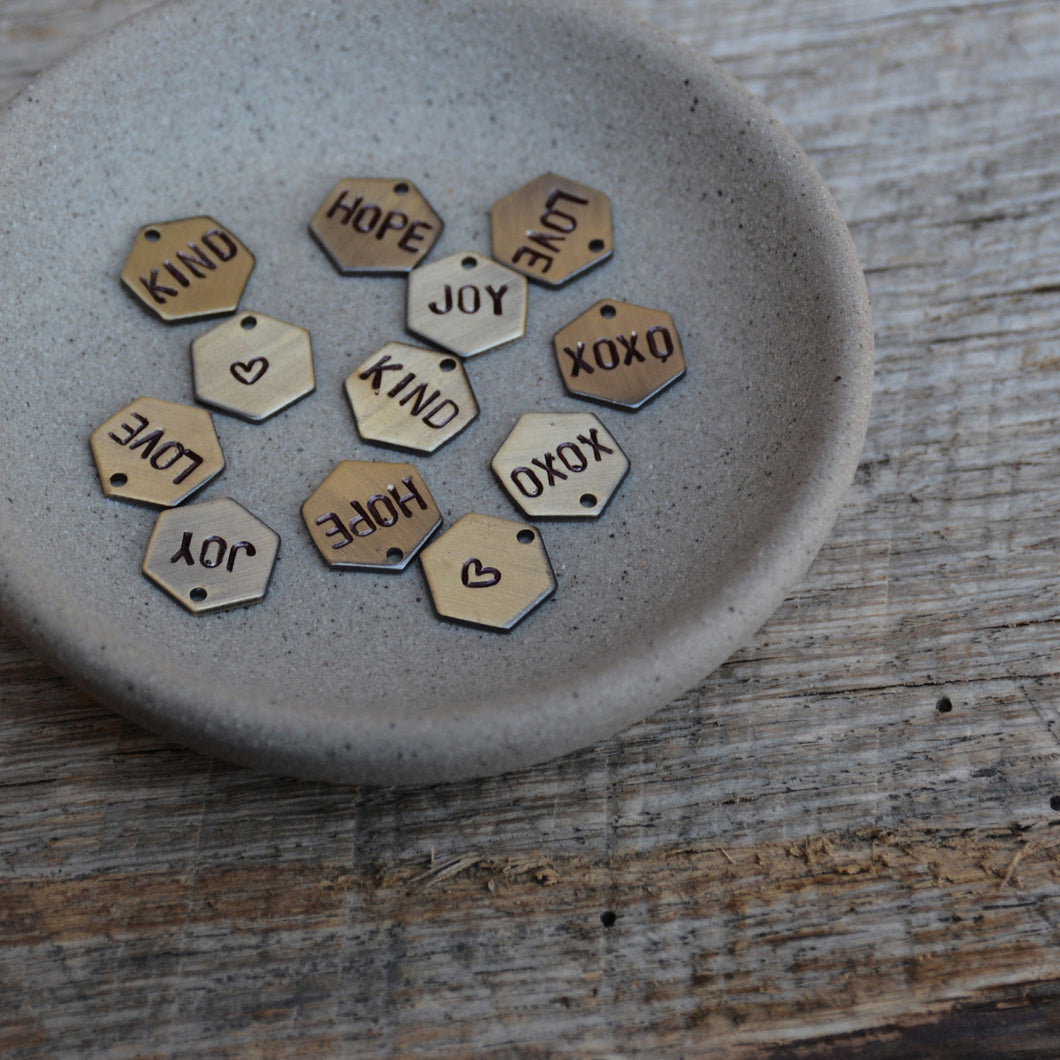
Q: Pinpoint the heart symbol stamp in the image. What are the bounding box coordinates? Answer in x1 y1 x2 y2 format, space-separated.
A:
461 557 501 588
230 357 269 385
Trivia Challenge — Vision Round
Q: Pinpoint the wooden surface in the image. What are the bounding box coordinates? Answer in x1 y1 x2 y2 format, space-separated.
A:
3 0 1060 1056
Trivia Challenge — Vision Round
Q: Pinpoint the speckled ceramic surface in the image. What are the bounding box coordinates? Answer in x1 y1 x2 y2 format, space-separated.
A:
0 0 873 785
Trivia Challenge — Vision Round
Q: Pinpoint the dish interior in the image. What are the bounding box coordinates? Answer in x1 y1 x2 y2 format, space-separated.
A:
0 0 872 782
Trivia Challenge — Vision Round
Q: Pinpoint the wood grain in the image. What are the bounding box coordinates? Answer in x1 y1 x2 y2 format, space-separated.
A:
3 0 1060 1056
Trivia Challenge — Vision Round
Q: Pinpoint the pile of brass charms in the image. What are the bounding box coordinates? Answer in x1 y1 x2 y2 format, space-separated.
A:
91 174 686 630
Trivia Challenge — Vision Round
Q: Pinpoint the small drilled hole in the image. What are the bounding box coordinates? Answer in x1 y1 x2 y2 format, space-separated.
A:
394 182 409 194
1051 796 1060 812
517 529 535 545
589 238 606 253
386 547 404 564
461 256 478 270
439 358 457 372
190 587 208 603
144 228 161 242
600 304 616 319
108 473 128 488
241 315 257 330
936 696 953 714
580 493 597 508
600 911 617 928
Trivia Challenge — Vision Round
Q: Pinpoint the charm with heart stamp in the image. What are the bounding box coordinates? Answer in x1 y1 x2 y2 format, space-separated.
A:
461 557 502 588
230 357 269 385
420 513 556 631
191 311 315 422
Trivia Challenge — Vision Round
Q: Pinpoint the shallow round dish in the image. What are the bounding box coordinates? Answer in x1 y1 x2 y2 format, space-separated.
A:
0 0 873 785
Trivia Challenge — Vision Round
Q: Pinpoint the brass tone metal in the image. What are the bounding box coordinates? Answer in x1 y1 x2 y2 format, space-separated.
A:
120 216 254 323
89 396 225 507
491 412 629 519
490 172 612 287
302 460 441 571
419 513 556 631
191 311 316 422
553 299 686 409
142 497 280 614
309 178 443 274
406 250 528 358
345 342 478 453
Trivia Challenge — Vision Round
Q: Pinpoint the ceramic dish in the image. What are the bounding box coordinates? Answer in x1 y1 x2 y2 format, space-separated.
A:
0 0 873 785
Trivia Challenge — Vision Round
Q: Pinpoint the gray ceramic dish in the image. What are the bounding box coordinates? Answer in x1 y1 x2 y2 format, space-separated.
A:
0 0 873 785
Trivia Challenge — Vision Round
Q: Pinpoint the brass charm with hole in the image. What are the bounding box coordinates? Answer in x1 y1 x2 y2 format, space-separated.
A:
142 497 279 614
309 178 443 274
553 299 686 409
345 342 478 453
120 217 255 322
89 396 225 507
191 311 316 422
491 412 629 519
406 250 528 358
419 513 556 631
490 172 612 287
302 460 441 571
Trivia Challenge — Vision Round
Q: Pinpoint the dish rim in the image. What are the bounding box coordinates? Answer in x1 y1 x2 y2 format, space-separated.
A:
0 0 874 785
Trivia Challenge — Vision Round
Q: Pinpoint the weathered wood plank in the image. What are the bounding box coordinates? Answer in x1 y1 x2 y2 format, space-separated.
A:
3 0 1060 1056
0 0 159 106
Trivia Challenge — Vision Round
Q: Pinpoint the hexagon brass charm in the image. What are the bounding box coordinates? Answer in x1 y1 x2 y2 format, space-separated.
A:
491 412 629 519
142 497 280 614
491 173 612 287
310 178 443 274
89 396 225 507
191 311 316 422
345 342 478 453
302 460 441 571
553 300 686 409
419 514 556 631
406 251 528 358
120 217 254 322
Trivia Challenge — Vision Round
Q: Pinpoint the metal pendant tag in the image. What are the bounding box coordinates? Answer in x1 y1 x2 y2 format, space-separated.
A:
142 497 280 614
491 412 629 519
553 300 686 408
302 460 442 571
120 217 255 322
490 173 612 287
191 311 316 422
345 342 479 453
89 396 225 507
419 514 556 631
406 251 528 358
310 178 443 274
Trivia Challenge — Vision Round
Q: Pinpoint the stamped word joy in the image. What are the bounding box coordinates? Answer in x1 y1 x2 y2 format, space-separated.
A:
142 498 280 614
406 251 528 358
170 531 258 574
